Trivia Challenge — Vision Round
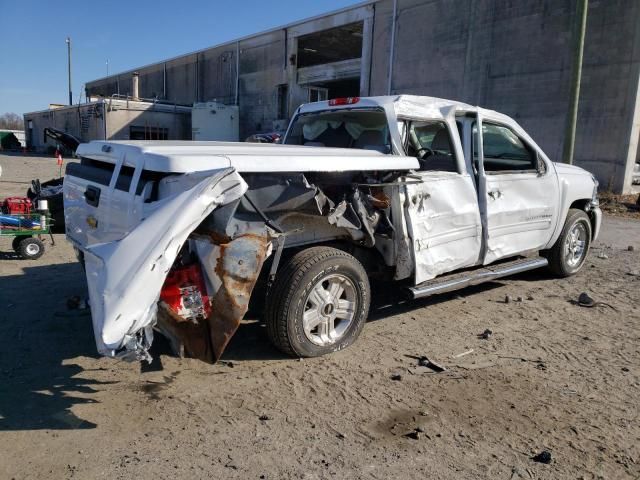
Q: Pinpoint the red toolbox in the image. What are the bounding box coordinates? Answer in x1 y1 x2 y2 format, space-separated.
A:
2 197 32 215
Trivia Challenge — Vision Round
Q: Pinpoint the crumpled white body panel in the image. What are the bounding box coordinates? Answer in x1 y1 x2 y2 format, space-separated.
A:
83 168 246 357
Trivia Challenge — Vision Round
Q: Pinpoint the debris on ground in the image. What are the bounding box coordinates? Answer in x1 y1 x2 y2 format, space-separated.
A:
628 245 635 252
405 354 446 373
258 415 272 421
390 373 403 381
418 356 446 373
478 329 493 340
516 296 524 302
403 427 425 440
597 250 609 259
598 191 640 218
576 292 618 311
504 295 512 304
452 349 474 359
532 450 553 464
627 270 640 277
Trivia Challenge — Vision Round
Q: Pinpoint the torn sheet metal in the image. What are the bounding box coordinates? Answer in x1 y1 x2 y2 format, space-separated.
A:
83 168 247 360
157 232 270 363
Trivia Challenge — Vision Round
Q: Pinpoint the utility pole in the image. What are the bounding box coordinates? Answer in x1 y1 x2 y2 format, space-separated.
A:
66 37 72 105
106 59 109 77
562 0 588 164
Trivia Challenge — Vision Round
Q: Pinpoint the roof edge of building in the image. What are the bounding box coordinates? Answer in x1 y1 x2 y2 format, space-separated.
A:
86 0 378 87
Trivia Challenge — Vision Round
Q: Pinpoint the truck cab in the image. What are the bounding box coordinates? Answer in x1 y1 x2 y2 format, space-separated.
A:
63 95 601 364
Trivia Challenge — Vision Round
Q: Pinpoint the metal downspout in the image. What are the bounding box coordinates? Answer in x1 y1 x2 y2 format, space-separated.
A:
235 42 240 106
163 63 167 99
387 0 398 95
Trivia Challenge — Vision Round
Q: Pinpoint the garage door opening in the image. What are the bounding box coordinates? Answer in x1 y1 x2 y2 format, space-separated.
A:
297 22 363 68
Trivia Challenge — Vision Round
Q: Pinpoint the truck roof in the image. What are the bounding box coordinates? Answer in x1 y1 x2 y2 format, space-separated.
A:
76 140 419 173
296 95 512 124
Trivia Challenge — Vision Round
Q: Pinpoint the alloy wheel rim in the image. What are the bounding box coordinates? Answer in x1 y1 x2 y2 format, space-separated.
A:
302 273 357 346
564 222 587 267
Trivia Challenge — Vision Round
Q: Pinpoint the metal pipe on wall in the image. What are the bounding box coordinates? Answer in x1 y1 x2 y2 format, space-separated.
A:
235 42 240 105
387 0 398 95
562 0 589 165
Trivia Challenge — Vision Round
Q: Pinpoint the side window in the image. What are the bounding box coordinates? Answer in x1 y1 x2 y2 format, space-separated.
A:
473 123 537 173
408 121 458 173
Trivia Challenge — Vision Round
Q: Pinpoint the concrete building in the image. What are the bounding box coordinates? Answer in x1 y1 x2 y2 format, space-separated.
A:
24 97 191 152
84 0 640 193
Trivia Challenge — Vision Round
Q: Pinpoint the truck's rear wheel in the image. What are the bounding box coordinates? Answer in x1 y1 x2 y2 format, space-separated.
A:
545 208 592 277
265 246 370 358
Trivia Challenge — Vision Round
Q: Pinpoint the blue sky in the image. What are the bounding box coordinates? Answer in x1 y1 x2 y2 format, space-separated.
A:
0 0 362 115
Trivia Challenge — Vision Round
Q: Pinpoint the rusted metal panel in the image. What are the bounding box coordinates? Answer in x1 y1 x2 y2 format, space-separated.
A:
158 233 270 363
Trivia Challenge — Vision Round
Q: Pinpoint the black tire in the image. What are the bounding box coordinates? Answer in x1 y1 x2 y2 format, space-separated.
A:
265 246 370 358
545 208 592 277
12 235 30 253
18 237 45 260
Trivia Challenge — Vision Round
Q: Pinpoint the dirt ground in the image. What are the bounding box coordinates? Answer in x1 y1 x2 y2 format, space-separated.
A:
1 154 639 480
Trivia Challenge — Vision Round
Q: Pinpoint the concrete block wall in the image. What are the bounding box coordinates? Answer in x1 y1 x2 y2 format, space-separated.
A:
371 0 640 191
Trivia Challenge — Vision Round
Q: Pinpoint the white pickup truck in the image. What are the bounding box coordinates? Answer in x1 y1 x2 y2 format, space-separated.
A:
63 95 601 363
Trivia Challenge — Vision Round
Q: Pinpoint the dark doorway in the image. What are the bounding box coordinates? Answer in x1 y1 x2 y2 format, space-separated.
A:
309 78 361 100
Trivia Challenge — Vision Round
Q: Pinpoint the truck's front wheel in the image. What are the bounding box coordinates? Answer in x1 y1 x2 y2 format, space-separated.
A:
265 246 370 358
545 208 592 277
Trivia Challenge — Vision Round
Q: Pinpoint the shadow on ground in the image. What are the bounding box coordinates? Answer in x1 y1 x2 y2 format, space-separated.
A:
0 260 112 431
0 247 556 429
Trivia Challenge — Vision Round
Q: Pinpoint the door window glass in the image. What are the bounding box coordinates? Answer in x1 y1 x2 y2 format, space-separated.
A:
473 123 536 172
408 121 458 172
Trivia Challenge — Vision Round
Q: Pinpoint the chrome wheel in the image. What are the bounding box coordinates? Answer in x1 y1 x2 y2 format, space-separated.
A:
564 222 587 267
25 243 41 256
303 273 357 346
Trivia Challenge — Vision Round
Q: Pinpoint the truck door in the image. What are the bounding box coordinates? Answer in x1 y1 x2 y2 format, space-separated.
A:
474 116 559 264
402 120 482 284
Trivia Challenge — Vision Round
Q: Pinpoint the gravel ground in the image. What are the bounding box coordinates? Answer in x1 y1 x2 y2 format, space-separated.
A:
1 154 639 479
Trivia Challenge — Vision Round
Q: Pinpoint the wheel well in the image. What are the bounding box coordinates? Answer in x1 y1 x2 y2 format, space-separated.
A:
568 199 597 239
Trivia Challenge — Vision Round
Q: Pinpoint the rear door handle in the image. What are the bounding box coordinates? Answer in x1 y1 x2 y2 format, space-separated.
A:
84 185 101 207
488 189 503 200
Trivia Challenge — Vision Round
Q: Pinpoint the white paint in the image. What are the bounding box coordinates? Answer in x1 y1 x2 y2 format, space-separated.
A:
75 141 419 173
81 169 247 357
404 172 482 283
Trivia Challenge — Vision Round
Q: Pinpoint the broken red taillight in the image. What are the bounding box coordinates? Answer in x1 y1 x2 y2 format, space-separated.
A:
160 261 211 321
328 97 360 106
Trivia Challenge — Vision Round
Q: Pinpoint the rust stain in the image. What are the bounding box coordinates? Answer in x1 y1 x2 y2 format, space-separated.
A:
158 232 270 364
369 188 391 209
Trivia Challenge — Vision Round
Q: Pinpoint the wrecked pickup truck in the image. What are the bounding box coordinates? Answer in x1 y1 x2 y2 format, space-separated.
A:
63 95 601 363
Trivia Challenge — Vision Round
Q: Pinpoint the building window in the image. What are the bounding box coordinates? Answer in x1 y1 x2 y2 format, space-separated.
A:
307 87 328 103
129 125 168 140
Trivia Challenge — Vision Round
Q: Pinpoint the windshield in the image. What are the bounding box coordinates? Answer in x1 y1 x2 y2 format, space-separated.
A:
284 109 391 153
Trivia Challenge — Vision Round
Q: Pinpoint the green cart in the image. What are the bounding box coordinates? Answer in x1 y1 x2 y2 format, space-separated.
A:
0 213 55 259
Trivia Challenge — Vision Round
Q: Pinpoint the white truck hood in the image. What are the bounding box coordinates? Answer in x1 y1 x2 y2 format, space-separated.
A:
76 140 419 173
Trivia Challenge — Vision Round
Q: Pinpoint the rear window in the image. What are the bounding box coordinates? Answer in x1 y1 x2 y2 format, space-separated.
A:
69 157 167 198
284 109 391 153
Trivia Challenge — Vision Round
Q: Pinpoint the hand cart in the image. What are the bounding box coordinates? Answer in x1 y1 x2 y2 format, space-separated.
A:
0 197 54 260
